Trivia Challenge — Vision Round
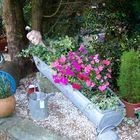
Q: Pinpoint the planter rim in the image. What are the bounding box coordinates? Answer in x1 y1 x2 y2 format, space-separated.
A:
121 99 140 106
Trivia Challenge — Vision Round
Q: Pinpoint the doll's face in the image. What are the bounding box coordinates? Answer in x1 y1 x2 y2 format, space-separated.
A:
27 30 42 45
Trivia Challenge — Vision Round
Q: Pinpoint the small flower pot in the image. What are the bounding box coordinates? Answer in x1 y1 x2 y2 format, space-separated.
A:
0 95 16 117
121 99 140 118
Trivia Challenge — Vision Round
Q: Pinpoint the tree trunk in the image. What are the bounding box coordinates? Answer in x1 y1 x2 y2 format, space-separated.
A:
31 0 43 31
2 0 32 78
3 0 27 61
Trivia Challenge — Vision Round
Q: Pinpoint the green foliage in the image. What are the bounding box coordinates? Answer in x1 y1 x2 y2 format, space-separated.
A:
118 50 140 103
90 92 121 111
49 35 78 56
0 76 11 99
18 36 78 65
23 1 31 26
82 8 98 33
0 0 3 16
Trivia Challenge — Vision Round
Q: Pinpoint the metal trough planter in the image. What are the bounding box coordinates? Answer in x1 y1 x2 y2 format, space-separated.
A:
33 56 124 137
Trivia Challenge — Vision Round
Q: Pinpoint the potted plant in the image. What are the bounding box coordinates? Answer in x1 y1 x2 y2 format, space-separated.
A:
0 76 16 117
118 50 140 118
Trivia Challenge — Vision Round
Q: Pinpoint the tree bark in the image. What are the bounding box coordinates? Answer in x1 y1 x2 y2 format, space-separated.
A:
2 0 31 79
31 0 43 31
3 0 27 61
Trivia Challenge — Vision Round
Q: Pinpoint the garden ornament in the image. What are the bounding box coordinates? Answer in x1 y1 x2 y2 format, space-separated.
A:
27 30 44 46
27 30 55 53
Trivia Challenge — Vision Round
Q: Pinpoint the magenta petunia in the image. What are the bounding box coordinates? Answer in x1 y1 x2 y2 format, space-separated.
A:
54 78 60 83
79 44 85 51
60 76 68 85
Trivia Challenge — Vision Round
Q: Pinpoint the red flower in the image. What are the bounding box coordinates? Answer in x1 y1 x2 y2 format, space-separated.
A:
83 76 90 81
72 83 81 90
77 74 83 80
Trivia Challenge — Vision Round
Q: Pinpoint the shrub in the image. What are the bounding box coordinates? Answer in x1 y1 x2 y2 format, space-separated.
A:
117 50 140 103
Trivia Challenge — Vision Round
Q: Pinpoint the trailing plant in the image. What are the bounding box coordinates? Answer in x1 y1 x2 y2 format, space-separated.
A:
0 76 11 99
117 50 140 103
90 92 121 111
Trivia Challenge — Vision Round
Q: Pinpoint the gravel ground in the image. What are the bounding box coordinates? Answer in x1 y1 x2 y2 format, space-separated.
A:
15 73 140 140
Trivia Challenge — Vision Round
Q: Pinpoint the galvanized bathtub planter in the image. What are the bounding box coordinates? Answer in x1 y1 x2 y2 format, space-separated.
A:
33 56 124 139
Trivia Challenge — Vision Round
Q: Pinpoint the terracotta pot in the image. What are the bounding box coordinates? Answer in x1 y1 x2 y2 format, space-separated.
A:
122 99 140 118
0 95 16 117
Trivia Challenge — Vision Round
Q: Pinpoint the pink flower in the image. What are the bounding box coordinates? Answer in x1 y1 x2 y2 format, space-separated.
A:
84 66 90 74
83 50 88 55
98 85 107 93
81 64 85 68
94 68 100 75
59 55 66 63
107 69 112 73
51 60 59 68
85 57 89 61
106 73 112 78
91 82 96 87
91 60 95 64
60 76 68 85
104 76 107 80
98 65 104 71
86 80 91 87
103 60 110 66
54 78 60 83
79 44 85 52
68 52 74 60
100 79 104 83
52 74 58 79
65 67 74 76
94 54 99 60
105 81 109 87
77 58 83 64
96 74 101 80
95 58 100 63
